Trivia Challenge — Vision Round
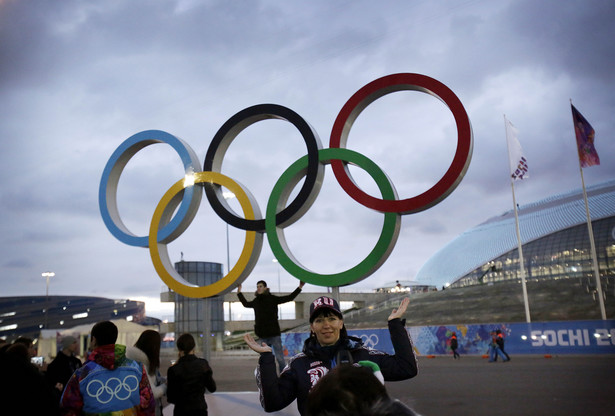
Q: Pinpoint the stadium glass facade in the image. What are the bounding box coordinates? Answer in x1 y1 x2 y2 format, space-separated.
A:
458 216 615 287
416 179 615 291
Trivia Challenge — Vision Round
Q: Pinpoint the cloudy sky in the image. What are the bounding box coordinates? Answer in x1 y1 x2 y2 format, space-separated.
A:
1 0 614 320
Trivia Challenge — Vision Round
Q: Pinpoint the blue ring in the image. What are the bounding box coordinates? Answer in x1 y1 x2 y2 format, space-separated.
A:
98 130 202 247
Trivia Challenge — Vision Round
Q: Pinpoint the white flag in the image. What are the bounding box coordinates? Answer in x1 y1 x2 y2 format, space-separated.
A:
505 118 529 180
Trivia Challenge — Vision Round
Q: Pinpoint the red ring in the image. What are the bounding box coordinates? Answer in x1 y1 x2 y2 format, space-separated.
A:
329 73 473 214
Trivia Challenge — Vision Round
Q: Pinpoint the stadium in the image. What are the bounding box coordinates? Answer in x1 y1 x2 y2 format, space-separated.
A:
416 179 615 291
0 295 149 342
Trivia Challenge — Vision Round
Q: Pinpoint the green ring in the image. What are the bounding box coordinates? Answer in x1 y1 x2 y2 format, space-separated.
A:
266 148 401 287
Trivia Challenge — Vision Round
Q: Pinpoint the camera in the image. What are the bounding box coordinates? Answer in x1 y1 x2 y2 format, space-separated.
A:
31 356 44 366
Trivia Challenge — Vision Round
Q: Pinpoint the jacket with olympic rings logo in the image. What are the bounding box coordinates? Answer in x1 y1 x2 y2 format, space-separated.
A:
60 344 155 416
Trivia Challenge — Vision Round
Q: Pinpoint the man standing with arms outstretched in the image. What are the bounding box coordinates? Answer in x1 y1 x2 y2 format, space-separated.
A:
237 280 305 372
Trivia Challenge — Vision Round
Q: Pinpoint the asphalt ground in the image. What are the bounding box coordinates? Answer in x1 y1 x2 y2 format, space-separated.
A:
160 353 615 416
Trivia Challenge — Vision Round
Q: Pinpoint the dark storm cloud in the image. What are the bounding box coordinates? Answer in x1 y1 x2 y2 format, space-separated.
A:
0 1 56 89
0 0 613 318
505 0 615 84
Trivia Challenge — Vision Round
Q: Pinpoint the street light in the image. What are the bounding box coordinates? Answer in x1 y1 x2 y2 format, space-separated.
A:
272 258 281 292
42 271 55 329
272 258 282 319
223 191 235 321
222 191 236 274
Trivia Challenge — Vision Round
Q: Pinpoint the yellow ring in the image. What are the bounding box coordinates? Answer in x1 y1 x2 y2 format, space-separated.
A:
149 171 263 298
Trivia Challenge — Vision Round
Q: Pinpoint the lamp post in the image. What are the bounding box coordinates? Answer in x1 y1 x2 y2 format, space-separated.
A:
222 191 236 273
272 259 282 318
272 259 281 292
42 271 55 329
223 191 235 321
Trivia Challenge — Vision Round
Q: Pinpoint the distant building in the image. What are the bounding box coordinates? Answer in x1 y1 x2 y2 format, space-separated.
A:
161 261 225 353
375 280 437 294
417 179 615 289
0 295 148 342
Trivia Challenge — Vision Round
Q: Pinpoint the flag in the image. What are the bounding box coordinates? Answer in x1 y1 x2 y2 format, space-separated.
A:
571 104 600 168
505 118 529 180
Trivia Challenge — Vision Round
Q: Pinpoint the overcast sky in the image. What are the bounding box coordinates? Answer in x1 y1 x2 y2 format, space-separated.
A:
1 0 614 320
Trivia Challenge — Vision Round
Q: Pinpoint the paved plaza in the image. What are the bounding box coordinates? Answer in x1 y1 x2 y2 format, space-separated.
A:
160 353 615 416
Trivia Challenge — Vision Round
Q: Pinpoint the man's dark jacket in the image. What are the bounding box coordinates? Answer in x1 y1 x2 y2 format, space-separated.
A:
237 287 302 338
45 351 82 400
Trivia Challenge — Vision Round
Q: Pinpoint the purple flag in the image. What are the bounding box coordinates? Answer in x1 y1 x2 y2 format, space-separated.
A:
571 104 600 168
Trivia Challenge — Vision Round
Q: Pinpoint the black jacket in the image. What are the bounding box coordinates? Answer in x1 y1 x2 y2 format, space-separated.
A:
237 287 302 338
255 318 418 416
0 348 60 416
167 354 216 416
45 351 82 401
46 351 82 386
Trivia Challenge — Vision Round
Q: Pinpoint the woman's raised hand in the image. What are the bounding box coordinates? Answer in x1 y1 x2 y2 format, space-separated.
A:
244 333 272 354
388 297 410 321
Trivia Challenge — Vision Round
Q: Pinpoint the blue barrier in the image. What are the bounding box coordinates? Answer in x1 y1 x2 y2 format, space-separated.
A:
281 320 615 357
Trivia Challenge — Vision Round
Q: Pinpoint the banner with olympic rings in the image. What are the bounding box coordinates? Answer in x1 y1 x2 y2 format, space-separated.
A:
281 320 615 356
99 73 473 298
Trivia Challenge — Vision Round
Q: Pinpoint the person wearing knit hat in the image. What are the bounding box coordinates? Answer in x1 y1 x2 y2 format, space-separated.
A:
244 296 418 416
61 335 77 351
45 335 82 400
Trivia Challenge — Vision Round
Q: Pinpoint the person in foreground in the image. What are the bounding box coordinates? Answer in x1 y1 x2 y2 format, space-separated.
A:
0 342 59 415
244 296 417 416
167 333 217 416
60 320 155 416
306 362 420 416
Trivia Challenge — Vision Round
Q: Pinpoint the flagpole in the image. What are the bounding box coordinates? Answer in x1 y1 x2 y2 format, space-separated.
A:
504 115 531 323
570 100 606 320
577 167 606 319
510 181 531 322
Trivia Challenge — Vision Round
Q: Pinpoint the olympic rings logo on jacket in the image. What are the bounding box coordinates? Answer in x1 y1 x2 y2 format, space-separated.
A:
79 363 143 414
99 73 473 298
86 374 140 404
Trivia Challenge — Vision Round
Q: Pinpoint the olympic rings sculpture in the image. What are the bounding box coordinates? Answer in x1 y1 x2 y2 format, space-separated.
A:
99 73 473 298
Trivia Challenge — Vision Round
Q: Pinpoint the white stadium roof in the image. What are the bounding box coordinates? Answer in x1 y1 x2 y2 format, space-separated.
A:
416 179 615 287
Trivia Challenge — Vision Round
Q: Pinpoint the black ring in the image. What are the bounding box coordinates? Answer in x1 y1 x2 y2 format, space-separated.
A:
204 104 324 231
